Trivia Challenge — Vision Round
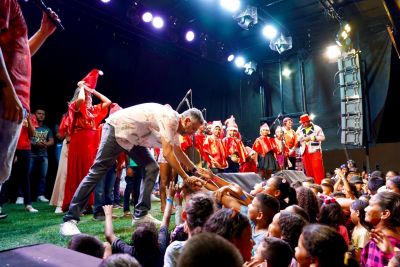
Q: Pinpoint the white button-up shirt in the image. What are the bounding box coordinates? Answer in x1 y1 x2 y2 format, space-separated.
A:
106 103 180 150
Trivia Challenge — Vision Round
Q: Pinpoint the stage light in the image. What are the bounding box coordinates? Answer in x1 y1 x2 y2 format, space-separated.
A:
336 22 352 51
234 6 258 30
269 33 292 54
234 56 245 68
227 54 235 62
220 0 241 13
244 61 257 75
262 25 278 40
309 113 316 121
100 0 111 3
185 31 195 42
282 67 291 78
142 12 153 23
325 45 341 60
152 16 164 29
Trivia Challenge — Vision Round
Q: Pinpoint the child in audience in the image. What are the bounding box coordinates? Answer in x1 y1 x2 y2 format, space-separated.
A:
248 237 293 267
295 186 319 223
103 181 176 267
295 224 348 267
68 234 110 259
247 193 280 255
318 197 350 245
267 211 307 252
177 233 243 267
98 253 141 267
361 191 400 266
349 199 370 263
204 208 254 262
164 192 215 267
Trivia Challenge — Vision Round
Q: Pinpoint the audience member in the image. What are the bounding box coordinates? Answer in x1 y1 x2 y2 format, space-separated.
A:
248 237 293 267
98 254 141 267
68 234 107 259
349 199 370 262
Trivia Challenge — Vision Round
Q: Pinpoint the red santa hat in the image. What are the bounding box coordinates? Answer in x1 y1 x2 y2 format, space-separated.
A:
225 115 238 131
260 123 270 131
81 69 104 89
245 146 256 156
211 120 223 131
109 103 122 115
299 114 311 123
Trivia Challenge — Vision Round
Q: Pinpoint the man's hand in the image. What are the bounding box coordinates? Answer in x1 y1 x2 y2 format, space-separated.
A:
1 86 23 123
197 168 214 180
39 9 59 37
166 181 176 199
102 205 113 217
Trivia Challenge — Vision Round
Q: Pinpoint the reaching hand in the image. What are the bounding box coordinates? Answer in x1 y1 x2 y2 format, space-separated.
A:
186 176 206 191
166 181 176 199
102 205 113 217
197 168 213 180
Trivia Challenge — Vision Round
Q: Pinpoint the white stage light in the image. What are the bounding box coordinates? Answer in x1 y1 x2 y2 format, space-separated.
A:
234 56 245 68
185 31 195 42
227 54 235 62
326 45 341 60
100 0 111 3
282 67 291 78
262 25 278 40
220 0 241 13
152 16 164 29
142 12 153 23
309 113 316 121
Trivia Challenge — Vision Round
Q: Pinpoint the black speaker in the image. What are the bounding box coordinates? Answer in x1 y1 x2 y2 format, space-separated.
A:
274 170 307 184
218 172 263 193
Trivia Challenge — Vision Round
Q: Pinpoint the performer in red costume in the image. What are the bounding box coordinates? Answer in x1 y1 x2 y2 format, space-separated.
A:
274 126 289 170
252 123 278 179
282 117 297 170
62 69 111 211
296 114 325 184
222 116 247 173
203 121 227 173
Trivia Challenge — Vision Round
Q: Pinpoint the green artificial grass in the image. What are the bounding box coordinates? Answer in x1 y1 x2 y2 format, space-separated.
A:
0 201 165 251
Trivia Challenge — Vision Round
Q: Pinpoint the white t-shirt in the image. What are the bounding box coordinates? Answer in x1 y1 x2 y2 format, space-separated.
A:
106 103 180 150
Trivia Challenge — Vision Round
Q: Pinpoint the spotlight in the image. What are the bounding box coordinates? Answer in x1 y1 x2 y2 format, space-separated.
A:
269 33 292 54
234 56 245 68
220 0 241 13
309 113 316 121
185 31 195 42
262 25 278 40
335 22 352 51
227 54 235 62
152 16 164 29
100 0 111 3
282 67 291 78
244 61 257 75
234 6 258 30
142 12 153 23
325 45 341 60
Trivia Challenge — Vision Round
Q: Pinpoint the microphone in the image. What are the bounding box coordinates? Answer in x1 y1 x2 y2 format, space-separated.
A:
30 0 65 31
201 108 206 112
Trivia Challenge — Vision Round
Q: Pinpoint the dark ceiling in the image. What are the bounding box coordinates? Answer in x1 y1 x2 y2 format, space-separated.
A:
55 0 388 63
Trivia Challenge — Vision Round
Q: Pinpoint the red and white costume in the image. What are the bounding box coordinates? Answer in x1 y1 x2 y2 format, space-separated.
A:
203 121 227 170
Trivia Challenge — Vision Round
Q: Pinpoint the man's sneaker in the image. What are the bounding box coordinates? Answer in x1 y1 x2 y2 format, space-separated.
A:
60 220 81 236
93 212 105 221
0 213 7 220
15 197 24 204
151 194 160 202
37 195 49 202
132 213 162 227
54 207 63 214
25 205 38 213
112 204 123 209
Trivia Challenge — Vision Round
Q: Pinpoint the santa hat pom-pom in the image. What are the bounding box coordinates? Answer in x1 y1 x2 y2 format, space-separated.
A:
98 70 104 76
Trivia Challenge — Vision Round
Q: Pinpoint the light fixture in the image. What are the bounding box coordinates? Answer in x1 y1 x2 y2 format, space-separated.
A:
282 67 291 78
142 12 153 23
325 45 341 60
335 22 352 51
100 0 111 3
234 56 245 68
244 61 257 75
309 113 316 121
262 25 278 40
185 30 195 42
227 54 235 62
152 16 164 29
220 0 241 13
269 33 292 54
234 6 258 30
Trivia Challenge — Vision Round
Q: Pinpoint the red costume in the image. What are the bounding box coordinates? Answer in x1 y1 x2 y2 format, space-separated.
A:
252 136 278 158
62 69 108 211
203 121 227 169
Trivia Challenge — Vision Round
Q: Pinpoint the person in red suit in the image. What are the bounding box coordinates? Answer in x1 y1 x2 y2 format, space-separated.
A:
203 121 227 173
222 116 247 173
252 123 278 179
62 69 111 211
296 114 325 184
282 117 297 170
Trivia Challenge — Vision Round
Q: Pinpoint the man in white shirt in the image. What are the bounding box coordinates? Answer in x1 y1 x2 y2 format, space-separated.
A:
60 103 205 236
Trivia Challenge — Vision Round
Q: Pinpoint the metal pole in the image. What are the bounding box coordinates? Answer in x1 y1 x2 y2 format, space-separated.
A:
299 58 307 112
279 58 284 114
